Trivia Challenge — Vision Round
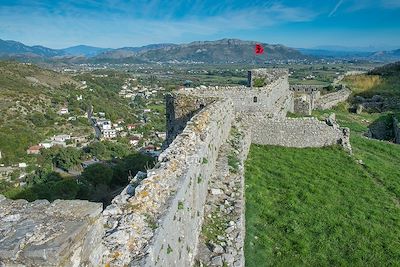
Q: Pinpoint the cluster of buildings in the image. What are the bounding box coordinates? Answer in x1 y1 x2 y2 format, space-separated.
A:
118 78 164 101
96 119 117 139
26 134 88 155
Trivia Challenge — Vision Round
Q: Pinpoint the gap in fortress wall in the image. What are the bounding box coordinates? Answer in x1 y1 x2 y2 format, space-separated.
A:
0 68 351 267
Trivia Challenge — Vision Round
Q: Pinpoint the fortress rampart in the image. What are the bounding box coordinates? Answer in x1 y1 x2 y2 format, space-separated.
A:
0 68 351 267
102 99 235 266
292 84 351 115
314 88 351 110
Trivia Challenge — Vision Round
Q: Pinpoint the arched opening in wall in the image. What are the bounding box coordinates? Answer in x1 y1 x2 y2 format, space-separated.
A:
253 96 258 103
200 104 205 109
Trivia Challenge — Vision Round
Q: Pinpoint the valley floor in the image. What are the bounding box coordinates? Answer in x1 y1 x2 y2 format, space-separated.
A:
244 141 400 266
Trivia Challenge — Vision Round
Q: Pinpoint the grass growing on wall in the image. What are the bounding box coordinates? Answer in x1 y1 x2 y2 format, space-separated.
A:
244 144 400 266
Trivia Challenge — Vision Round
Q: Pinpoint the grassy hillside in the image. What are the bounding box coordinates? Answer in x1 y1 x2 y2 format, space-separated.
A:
0 61 151 164
245 144 400 266
0 61 86 163
343 61 400 111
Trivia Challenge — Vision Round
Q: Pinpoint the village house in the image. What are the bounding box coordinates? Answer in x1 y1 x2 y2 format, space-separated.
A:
116 119 125 124
27 145 42 155
80 81 87 90
53 134 71 142
102 129 117 139
59 107 69 115
39 141 53 149
127 124 136 130
97 119 112 130
129 136 141 146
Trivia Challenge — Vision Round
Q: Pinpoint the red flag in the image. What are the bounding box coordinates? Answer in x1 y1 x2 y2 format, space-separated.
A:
255 43 264 54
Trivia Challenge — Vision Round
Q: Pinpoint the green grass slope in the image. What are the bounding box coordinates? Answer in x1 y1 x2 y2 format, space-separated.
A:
245 145 400 266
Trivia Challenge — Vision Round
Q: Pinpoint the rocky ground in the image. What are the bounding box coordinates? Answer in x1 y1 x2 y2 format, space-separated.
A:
195 123 250 267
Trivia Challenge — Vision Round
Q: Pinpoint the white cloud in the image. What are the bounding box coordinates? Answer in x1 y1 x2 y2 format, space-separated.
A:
0 2 318 48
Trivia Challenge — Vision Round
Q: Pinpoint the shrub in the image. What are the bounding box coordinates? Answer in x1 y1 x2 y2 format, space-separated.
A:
253 78 265 87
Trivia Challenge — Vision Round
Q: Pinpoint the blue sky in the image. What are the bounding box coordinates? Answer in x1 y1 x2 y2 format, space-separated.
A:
0 0 399 49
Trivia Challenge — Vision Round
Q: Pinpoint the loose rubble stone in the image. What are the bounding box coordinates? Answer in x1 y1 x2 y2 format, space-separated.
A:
211 188 224 195
211 256 223 266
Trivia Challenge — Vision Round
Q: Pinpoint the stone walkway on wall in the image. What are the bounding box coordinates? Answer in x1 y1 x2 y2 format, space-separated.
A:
195 123 250 267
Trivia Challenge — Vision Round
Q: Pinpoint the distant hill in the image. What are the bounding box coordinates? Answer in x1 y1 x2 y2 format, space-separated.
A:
297 48 372 58
0 39 64 58
61 45 112 57
0 38 307 63
369 61 400 76
95 39 306 63
2 37 399 63
94 43 176 59
369 49 400 62
298 47 400 61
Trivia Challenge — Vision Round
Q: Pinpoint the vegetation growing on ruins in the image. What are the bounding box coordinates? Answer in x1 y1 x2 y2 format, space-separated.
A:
245 144 400 266
201 211 228 244
252 78 265 87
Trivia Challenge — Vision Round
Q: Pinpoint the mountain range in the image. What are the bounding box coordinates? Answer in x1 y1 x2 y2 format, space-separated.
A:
0 38 399 63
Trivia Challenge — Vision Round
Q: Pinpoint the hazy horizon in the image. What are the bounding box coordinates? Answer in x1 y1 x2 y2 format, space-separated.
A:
2 37 400 52
1 0 400 50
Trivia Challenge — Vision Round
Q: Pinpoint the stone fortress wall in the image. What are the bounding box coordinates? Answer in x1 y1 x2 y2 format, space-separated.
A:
314 87 351 110
291 84 351 115
240 113 349 148
180 68 293 118
102 99 235 266
0 68 351 267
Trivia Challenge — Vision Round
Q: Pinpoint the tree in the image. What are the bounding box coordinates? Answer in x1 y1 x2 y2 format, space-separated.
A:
50 179 80 200
81 163 113 186
53 147 83 171
28 112 48 127
87 142 108 159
